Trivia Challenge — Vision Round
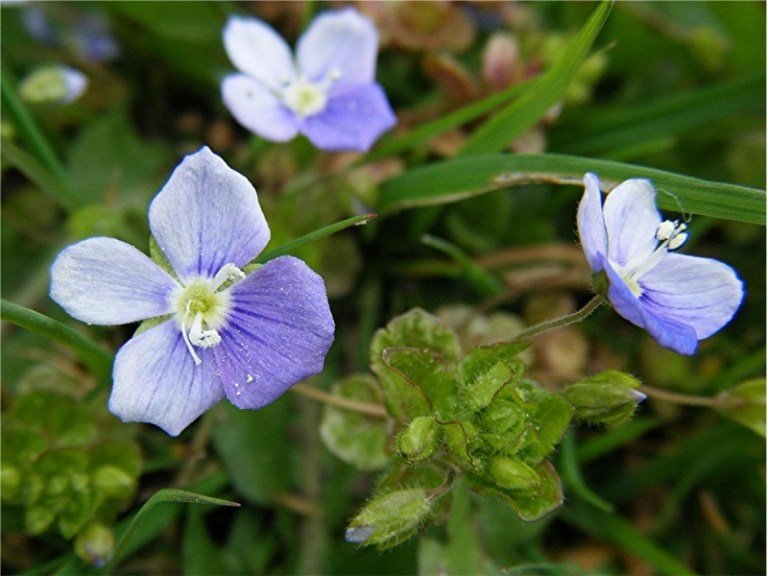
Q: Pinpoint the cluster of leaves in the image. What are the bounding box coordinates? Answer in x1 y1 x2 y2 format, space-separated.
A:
2 385 141 565
322 309 643 549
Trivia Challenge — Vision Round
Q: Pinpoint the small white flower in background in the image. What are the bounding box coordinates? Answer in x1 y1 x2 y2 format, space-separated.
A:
577 172 744 355
19 64 88 105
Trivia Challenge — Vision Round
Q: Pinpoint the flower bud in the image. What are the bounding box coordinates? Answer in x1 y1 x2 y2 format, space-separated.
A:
19 65 88 105
487 456 541 492
478 399 527 454
74 522 115 567
396 416 440 462
93 465 135 499
561 370 645 427
345 488 434 549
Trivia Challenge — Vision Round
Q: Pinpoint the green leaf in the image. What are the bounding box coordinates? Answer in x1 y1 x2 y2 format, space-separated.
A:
362 81 529 163
460 0 614 155
319 375 391 471
459 342 529 413
1 300 113 381
370 309 461 422
551 74 765 158
107 487 239 574
210 399 294 505
9 391 96 448
378 153 765 225
255 213 376 264
716 378 766 437
522 394 574 464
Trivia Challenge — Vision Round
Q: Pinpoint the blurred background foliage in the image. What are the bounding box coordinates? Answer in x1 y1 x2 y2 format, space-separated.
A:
1 1 765 574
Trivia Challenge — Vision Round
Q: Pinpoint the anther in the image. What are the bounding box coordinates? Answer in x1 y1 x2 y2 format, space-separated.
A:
212 263 245 291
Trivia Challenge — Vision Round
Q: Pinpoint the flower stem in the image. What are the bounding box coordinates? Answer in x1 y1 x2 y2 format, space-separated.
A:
512 294 605 342
1 299 112 381
291 382 389 419
638 384 718 408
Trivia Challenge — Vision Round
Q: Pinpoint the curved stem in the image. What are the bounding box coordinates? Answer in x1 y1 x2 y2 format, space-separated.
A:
512 294 605 342
291 382 389 419
639 384 718 408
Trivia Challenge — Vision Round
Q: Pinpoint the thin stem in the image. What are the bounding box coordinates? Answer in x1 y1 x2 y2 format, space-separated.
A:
639 384 718 408
512 294 605 342
1 299 113 381
291 382 389 419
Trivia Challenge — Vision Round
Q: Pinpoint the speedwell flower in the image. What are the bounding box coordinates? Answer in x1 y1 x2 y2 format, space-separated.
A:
50 147 335 435
577 172 743 355
221 7 396 152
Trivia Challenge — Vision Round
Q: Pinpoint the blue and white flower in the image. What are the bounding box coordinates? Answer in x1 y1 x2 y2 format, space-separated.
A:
221 7 396 152
577 172 743 355
50 147 335 435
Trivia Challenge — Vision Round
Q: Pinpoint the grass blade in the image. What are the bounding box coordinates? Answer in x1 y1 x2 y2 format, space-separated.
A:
378 153 765 225
460 0 614 155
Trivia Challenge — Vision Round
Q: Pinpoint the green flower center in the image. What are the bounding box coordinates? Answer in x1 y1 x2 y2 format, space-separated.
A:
172 263 245 365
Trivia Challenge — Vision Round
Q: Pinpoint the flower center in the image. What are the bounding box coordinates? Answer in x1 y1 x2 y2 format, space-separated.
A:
280 68 342 119
173 263 245 365
616 220 688 298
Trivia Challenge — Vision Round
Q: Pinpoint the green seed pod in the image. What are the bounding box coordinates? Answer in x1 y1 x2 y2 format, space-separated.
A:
396 416 440 462
346 488 434 549
487 456 541 492
561 370 645 427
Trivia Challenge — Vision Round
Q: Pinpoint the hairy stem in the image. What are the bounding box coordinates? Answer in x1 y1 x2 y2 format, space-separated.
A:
639 384 718 408
512 294 605 342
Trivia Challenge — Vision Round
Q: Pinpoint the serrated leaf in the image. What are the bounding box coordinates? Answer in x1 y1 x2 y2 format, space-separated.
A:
716 378 766 437
371 309 461 421
319 375 391 471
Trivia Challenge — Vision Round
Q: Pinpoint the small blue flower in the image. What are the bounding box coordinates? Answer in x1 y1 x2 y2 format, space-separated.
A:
577 173 743 355
50 147 335 436
221 7 396 152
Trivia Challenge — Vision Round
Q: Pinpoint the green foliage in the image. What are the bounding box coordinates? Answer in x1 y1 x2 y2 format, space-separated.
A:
1 388 142 557
562 370 645 427
715 378 766 437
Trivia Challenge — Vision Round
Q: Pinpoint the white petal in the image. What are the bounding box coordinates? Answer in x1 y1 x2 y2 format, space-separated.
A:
110 320 224 436
577 173 608 272
297 7 378 94
149 147 270 283
223 16 295 90
639 252 744 339
50 237 178 325
603 178 661 269
222 74 299 142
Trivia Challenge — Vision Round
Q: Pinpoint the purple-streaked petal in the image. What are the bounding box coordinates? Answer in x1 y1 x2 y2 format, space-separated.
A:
639 252 744 339
109 320 224 436
300 83 396 152
577 173 608 272
297 8 378 94
600 254 644 328
149 147 270 283
639 305 698 355
223 16 295 90
603 178 661 269
50 237 178 325
222 73 299 141
213 256 335 409
600 254 698 354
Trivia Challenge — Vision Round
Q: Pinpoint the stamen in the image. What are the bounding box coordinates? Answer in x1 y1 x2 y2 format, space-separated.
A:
181 303 202 366
212 263 245 291
188 312 222 348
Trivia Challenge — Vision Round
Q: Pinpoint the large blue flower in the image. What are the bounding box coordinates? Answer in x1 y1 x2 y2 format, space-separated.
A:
577 173 743 355
50 147 335 435
221 7 396 152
